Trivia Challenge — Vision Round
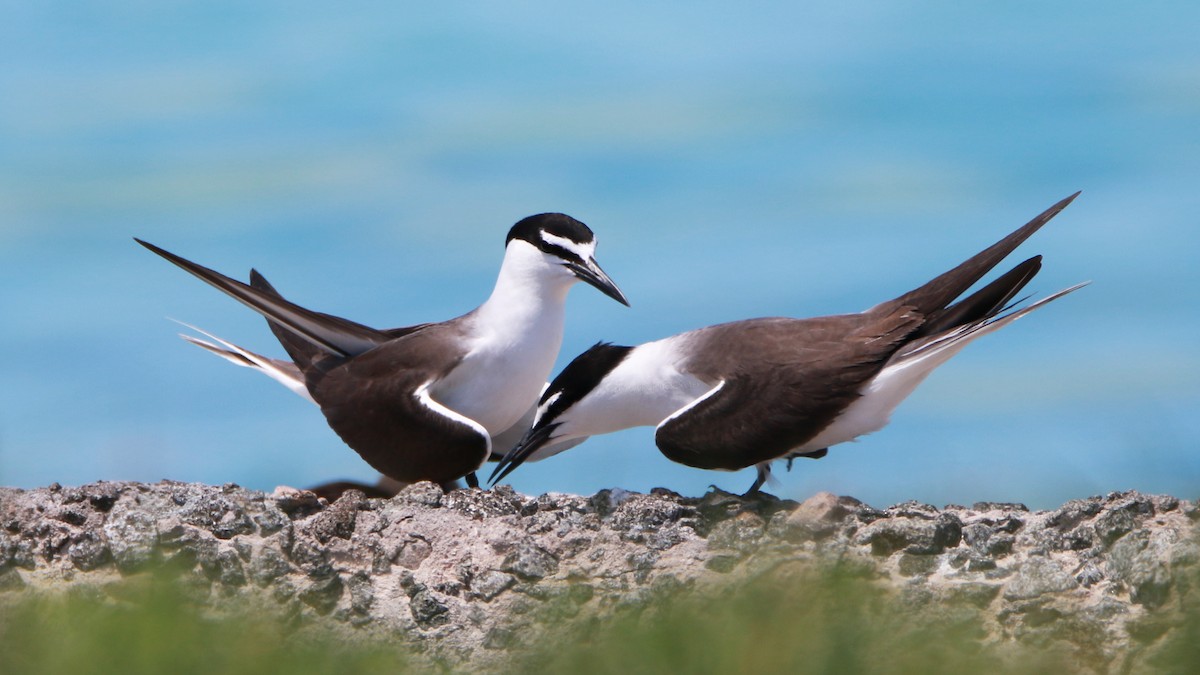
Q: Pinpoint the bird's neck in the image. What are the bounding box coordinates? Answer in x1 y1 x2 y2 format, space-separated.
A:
433 245 571 435
471 244 570 345
554 338 714 440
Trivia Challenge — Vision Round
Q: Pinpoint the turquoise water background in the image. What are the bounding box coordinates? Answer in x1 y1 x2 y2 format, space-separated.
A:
3 2 1198 508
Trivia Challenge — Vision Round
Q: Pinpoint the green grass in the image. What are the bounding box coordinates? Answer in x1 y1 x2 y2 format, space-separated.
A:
0 582 410 675
518 565 1064 675
2 564 1198 675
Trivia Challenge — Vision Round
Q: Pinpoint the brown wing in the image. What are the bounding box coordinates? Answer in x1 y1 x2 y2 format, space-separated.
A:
655 309 922 471
136 239 385 356
877 192 1076 317
249 269 434 375
307 325 490 484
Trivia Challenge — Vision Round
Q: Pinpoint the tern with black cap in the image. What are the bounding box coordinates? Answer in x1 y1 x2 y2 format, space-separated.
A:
490 194 1086 494
137 213 627 490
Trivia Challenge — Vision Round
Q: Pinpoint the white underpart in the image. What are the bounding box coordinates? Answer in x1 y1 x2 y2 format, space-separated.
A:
430 239 590 436
490 388 545 455
658 379 726 428
522 436 590 462
414 380 492 469
175 321 316 404
797 332 973 451
797 285 1084 452
546 336 713 450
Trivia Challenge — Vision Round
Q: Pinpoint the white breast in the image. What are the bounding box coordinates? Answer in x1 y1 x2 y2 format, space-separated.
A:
555 337 712 441
433 311 565 435
427 240 579 435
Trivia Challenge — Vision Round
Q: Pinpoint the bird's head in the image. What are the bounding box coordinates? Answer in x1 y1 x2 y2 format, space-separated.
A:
504 213 629 306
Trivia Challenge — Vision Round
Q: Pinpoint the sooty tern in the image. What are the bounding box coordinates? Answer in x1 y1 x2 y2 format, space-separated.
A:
490 194 1086 494
137 213 627 489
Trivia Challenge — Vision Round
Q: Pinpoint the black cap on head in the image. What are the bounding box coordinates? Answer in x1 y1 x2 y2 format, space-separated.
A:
506 213 596 251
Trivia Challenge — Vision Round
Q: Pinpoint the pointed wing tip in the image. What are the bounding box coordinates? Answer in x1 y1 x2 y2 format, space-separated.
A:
135 237 186 265
1041 191 1082 220
1054 190 1082 211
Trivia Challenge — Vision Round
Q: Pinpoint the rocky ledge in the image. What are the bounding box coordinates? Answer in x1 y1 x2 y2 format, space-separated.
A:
1 481 1197 671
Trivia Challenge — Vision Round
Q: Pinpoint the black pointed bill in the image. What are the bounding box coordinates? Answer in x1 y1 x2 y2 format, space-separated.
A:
566 258 629 306
488 422 560 486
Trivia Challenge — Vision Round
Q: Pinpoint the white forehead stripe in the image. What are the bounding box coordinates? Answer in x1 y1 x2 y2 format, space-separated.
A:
534 391 562 424
540 231 596 260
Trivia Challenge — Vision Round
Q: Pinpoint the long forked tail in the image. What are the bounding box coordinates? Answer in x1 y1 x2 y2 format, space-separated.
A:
914 255 1041 339
885 192 1079 316
896 281 1089 366
136 239 386 357
172 320 316 404
248 269 333 372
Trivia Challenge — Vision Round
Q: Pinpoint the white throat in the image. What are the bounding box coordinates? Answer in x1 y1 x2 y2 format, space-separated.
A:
473 241 575 335
431 241 578 435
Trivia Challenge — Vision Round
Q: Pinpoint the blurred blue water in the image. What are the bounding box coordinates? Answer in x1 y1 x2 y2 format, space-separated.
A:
2 2 1198 508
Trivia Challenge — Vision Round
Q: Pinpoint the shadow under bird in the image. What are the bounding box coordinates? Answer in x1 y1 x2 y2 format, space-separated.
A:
137 213 627 490
490 193 1087 494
